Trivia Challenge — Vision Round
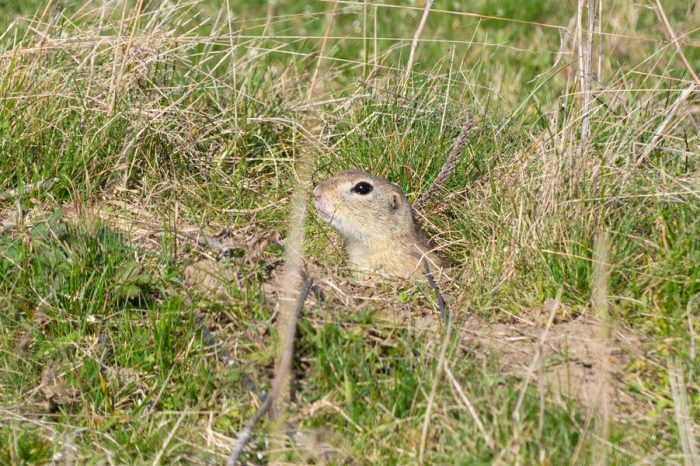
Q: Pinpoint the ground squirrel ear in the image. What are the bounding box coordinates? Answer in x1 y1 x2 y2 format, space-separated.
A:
390 193 400 211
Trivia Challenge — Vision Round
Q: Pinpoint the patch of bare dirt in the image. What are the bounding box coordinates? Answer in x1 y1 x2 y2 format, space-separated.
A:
460 306 651 419
332 288 653 418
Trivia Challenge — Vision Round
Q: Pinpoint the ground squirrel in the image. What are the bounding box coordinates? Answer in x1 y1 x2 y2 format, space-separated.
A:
312 169 442 280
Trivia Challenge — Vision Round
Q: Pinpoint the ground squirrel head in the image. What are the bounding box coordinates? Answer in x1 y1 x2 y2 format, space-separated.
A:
313 169 414 243
313 169 441 279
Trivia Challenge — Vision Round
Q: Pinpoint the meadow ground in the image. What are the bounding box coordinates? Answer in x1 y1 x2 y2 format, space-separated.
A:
0 0 698 464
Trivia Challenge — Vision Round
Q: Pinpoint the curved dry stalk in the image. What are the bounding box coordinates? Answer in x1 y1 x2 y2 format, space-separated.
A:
512 291 561 422
307 0 340 102
632 83 697 171
403 0 435 91
414 114 473 210
654 0 700 85
444 365 494 450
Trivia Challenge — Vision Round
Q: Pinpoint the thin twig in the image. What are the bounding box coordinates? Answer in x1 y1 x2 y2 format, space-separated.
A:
686 293 699 363
418 302 453 464
414 114 473 210
512 291 560 422
439 46 455 137
422 260 446 323
654 0 700 85
151 412 186 466
403 0 435 91
271 275 314 418
668 358 700 466
444 364 494 450
591 232 611 466
505 294 560 462
269 144 316 430
307 0 340 102
228 395 273 466
228 277 314 466
632 83 697 170
579 0 595 151
596 0 602 81
0 178 58 201
174 228 243 255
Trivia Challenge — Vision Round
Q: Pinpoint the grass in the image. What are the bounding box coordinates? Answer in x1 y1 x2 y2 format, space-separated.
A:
1 0 699 464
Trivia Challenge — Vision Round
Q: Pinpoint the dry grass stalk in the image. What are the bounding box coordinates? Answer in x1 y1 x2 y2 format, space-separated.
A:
403 0 435 92
414 114 473 210
151 412 186 466
590 232 611 466
632 83 697 170
418 305 453 464
227 278 314 466
268 146 316 426
668 358 700 466
569 233 613 465
362 0 369 79
444 364 494 450
654 0 700 85
307 0 340 102
439 46 456 137
252 116 327 461
228 395 273 466
422 261 447 322
596 0 602 81
512 293 560 423
579 0 595 151
687 293 698 362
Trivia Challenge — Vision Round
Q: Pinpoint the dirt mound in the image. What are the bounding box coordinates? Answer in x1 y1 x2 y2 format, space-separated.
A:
461 305 649 418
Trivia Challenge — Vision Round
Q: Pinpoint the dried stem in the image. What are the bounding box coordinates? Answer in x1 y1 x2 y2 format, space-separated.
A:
422 260 447 323
414 114 473 210
418 304 453 464
632 83 697 170
403 0 435 92
591 232 611 466
266 139 317 461
444 365 494 450
687 293 698 362
668 358 700 466
579 0 595 151
512 292 560 422
151 413 185 466
307 0 340 102
228 277 314 466
654 0 700 85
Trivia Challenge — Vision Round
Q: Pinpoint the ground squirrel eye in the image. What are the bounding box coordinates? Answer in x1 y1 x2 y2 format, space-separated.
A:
351 181 373 195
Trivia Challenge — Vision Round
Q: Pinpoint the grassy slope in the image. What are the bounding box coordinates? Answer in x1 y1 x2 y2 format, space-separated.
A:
1 0 698 464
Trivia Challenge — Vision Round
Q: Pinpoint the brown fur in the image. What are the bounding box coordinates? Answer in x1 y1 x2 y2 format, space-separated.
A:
313 170 442 280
